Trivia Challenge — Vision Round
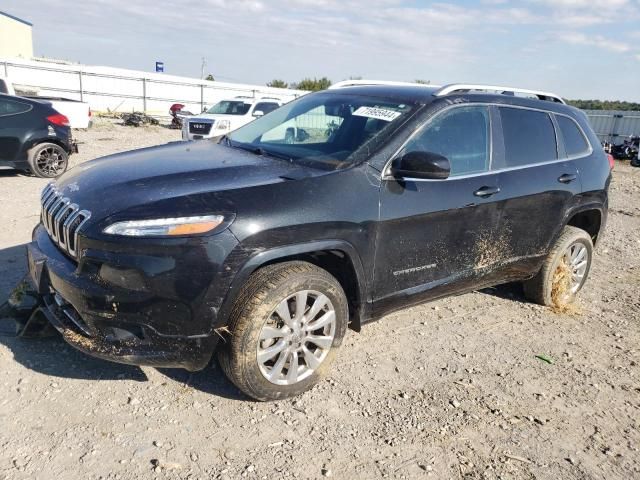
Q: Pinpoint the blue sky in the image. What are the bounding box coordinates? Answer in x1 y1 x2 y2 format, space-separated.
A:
5 0 640 101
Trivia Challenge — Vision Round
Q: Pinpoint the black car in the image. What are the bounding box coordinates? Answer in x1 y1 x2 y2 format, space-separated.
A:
24 82 611 400
0 93 75 177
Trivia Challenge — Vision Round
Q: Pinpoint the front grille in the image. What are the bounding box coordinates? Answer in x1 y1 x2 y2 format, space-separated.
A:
40 183 91 259
189 120 213 135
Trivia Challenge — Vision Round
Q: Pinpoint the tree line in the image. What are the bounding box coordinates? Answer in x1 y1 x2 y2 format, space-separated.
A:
266 78 332 91
267 78 432 91
566 100 640 111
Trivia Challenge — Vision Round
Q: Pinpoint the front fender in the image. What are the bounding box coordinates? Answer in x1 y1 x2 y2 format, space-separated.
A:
215 239 369 331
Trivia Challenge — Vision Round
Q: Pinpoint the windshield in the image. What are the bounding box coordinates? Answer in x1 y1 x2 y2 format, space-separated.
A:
207 100 252 115
227 92 416 168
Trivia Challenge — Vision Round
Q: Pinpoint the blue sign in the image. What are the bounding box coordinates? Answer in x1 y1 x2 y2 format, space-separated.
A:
155 61 164 73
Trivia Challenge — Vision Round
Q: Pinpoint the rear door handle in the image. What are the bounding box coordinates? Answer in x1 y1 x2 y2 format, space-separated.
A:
473 186 501 198
558 173 577 184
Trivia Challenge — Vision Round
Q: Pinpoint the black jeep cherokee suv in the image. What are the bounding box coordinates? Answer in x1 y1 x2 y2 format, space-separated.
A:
26 82 611 400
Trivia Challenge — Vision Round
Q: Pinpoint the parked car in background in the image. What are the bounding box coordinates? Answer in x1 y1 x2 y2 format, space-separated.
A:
0 93 76 177
182 96 281 141
0 76 92 129
27 82 611 401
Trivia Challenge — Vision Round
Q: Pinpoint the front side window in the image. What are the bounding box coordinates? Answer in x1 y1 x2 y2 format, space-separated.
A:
207 101 252 115
0 98 32 116
228 93 416 168
557 115 590 157
401 106 491 177
500 107 557 167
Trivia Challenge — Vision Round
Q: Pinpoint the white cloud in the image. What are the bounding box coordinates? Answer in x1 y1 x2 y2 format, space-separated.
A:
556 32 632 52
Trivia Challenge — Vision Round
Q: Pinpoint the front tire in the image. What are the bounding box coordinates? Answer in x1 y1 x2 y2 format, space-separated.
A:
218 262 348 401
27 143 69 178
523 226 593 308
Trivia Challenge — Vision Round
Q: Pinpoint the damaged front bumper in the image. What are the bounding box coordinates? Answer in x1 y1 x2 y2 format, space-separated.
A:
35 290 212 371
25 225 229 372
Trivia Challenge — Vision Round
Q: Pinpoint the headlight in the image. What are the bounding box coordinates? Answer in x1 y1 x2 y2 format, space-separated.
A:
103 215 225 237
216 120 230 130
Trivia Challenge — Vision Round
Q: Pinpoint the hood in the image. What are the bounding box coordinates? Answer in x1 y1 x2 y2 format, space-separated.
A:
190 113 239 121
54 140 322 225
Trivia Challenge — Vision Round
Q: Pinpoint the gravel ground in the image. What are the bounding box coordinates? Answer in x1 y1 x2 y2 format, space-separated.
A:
0 120 639 480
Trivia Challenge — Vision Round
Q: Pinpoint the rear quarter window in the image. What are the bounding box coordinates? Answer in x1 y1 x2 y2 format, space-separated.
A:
0 98 32 116
499 107 557 168
254 102 280 115
557 115 590 157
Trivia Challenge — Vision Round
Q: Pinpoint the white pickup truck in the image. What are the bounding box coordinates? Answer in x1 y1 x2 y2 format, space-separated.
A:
0 76 92 129
182 96 282 141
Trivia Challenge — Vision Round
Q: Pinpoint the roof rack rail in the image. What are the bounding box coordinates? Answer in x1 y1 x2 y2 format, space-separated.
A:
329 80 440 90
433 84 565 104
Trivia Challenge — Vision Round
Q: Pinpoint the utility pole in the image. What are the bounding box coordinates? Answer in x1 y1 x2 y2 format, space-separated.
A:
201 57 206 80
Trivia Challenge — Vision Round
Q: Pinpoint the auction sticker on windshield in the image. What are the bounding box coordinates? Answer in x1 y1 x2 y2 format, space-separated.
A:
353 106 401 122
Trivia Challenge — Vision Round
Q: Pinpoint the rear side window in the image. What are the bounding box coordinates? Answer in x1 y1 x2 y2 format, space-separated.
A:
499 107 557 167
403 106 490 176
557 115 590 157
0 98 32 116
254 102 279 115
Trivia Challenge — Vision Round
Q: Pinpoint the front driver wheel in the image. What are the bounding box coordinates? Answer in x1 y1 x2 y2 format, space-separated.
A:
218 261 348 401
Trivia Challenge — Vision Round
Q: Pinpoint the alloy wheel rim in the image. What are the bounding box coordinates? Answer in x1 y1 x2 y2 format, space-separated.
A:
36 147 67 176
257 290 336 386
564 242 589 294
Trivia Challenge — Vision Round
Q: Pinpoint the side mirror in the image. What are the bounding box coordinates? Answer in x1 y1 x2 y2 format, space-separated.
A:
253 110 264 117
389 151 450 180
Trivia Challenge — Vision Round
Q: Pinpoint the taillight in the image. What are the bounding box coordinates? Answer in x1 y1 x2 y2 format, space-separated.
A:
607 154 615 170
47 113 70 127
88 108 92 117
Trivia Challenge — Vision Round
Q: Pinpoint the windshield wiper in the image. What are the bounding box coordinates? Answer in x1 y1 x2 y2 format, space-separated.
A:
230 142 292 162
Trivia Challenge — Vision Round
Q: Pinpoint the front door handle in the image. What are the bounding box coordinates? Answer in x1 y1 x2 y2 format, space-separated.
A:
558 173 577 184
473 186 501 198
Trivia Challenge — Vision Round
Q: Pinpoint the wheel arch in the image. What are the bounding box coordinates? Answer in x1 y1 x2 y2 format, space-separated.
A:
565 206 604 246
218 240 369 333
28 138 70 153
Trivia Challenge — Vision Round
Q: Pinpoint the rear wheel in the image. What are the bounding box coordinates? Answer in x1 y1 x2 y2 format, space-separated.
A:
217 261 348 401
28 143 68 178
523 226 593 309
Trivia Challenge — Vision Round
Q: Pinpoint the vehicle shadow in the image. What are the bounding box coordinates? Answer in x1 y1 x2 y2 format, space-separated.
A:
478 282 527 302
157 364 247 401
0 168 29 178
0 242 245 398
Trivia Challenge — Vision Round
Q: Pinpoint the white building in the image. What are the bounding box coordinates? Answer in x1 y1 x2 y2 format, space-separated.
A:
0 11 33 59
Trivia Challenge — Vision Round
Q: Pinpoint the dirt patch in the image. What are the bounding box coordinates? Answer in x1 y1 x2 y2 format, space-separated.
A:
474 228 511 270
550 259 582 315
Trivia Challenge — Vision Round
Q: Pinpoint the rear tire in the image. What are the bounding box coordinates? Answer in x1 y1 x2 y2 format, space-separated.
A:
27 143 69 178
523 226 593 308
217 261 348 401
